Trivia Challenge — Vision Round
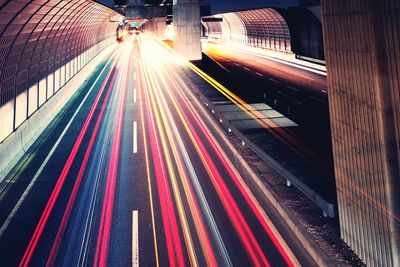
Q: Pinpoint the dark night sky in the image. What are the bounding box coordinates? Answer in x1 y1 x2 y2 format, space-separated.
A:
100 0 300 13
207 0 299 14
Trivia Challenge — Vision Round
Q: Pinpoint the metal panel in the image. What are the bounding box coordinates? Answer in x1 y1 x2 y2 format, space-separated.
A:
0 0 120 142
202 8 291 52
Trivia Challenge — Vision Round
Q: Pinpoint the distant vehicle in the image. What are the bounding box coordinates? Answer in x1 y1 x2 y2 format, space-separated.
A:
116 22 127 42
128 21 138 35
116 29 126 42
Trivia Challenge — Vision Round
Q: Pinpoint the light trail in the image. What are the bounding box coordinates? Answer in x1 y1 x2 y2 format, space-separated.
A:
141 53 185 267
46 68 119 267
0 49 119 240
205 40 327 76
173 82 297 267
139 36 271 267
153 37 326 171
138 59 160 267
170 40 299 267
19 48 122 267
207 42 400 225
141 53 199 267
164 76 271 267
172 72 301 267
141 49 219 266
142 35 300 266
75 90 117 267
146 75 200 267
188 63 326 168
151 63 233 267
93 42 131 267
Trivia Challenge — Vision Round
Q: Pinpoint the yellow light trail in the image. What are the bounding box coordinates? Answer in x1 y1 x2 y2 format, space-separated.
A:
147 36 301 267
139 47 199 267
137 55 160 267
142 50 218 266
161 67 301 267
152 37 326 171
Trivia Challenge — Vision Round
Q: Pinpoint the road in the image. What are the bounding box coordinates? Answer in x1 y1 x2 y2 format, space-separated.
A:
201 40 332 166
202 40 327 97
198 40 337 203
0 35 314 266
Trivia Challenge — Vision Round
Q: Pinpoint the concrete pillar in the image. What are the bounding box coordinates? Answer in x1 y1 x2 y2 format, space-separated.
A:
173 0 202 61
321 0 400 266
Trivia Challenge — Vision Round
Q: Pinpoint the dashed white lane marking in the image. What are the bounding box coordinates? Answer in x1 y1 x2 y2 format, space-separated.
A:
134 89 137 103
255 72 263 77
287 86 300 92
310 95 325 103
133 121 138 154
269 78 279 83
132 210 139 267
321 90 327 93
243 67 251 71
234 63 240 67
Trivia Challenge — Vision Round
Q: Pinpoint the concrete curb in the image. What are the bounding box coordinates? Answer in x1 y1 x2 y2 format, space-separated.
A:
0 43 117 184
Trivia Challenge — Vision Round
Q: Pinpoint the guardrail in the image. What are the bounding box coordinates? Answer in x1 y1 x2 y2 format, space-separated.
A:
196 94 336 218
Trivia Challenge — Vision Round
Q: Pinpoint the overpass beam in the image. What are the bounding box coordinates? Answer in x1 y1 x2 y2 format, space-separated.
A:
173 0 202 61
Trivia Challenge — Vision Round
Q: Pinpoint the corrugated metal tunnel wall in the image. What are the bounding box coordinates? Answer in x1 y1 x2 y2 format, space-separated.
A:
202 8 291 52
0 0 120 142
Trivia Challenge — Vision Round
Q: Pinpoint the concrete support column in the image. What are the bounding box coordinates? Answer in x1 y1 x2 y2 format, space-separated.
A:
322 0 400 266
173 0 202 61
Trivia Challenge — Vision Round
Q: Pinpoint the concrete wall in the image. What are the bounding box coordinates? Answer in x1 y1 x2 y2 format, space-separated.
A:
322 0 400 266
0 0 120 143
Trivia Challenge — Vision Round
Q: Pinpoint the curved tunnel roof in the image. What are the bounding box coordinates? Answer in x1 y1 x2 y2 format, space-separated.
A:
0 0 120 107
202 8 291 52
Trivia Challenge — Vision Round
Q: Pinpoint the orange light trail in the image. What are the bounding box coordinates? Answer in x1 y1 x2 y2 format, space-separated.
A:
140 47 219 266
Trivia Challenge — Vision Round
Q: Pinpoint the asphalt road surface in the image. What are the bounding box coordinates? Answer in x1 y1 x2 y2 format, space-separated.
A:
0 35 316 266
201 40 332 168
